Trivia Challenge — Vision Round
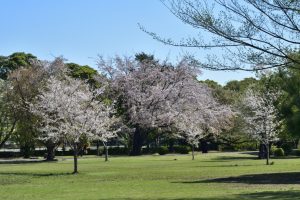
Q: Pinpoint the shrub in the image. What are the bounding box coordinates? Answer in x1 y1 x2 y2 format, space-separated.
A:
56 150 74 156
156 146 169 155
281 143 293 156
173 145 191 154
97 146 129 156
142 147 154 155
270 145 277 155
110 146 129 155
0 151 20 158
274 148 285 157
294 149 300 156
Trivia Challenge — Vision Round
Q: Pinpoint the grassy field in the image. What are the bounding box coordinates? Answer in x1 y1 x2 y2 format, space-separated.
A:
1 152 300 200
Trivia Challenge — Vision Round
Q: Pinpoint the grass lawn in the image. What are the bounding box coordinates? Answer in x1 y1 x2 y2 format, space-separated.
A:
1 152 300 200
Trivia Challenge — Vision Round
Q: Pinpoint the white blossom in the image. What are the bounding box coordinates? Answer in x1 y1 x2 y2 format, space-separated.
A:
98 56 234 157
174 79 234 152
242 88 280 145
30 75 115 172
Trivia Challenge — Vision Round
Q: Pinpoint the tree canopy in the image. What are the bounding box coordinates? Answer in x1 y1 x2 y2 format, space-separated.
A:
0 52 37 80
66 63 100 87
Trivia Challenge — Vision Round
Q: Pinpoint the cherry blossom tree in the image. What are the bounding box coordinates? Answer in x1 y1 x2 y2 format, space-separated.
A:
87 106 120 162
98 54 234 156
174 79 234 160
30 76 114 173
98 55 204 155
242 88 280 165
7 57 67 160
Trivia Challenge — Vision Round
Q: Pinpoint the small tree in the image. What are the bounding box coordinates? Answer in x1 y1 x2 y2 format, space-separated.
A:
87 105 120 162
242 88 280 165
31 76 113 173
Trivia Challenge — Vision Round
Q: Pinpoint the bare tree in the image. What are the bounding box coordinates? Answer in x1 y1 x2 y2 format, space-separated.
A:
141 0 300 71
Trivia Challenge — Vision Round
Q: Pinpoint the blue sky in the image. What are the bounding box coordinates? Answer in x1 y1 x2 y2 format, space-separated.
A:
0 0 253 85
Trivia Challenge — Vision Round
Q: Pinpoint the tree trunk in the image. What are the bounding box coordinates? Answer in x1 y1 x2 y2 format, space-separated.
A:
46 142 56 161
62 143 65 157
104 143 108 162
96 141 100 156
73 145 78 174
258 143 267 159
168 139 174 153
295 139 299 149
192 145 195 160
266 143 270 165
130 127 144 156
155 136 160 148
0 119 17 149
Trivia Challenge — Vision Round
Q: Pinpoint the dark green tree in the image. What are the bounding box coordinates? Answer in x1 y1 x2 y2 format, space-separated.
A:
66 63 100 87
270 64 300 150
224 78 257 93
203 78 257 152
0 80 18 149
0 52 37 80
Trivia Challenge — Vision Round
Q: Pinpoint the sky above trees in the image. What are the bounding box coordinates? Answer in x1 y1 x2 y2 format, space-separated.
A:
0 0 253 85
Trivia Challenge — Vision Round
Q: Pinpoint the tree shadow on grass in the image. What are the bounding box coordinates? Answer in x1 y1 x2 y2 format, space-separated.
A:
203 156 259 163
239 151 259 155
113 190 300 200
271 156 300 160
241 190 300 200
0 160 46 164
179 172 300 184
213 155 258 161
204 155 300 164
0 172 72 177
195 164 255 168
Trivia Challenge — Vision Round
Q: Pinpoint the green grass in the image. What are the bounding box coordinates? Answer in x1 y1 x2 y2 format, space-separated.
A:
1 152 300 199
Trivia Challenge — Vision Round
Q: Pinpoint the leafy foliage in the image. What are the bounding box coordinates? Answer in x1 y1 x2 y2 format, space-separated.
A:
66 63 100 87
0 52 37 80
274 148 285 157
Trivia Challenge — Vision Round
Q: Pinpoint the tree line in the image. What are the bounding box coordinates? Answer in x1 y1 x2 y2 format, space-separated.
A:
0 51 299 173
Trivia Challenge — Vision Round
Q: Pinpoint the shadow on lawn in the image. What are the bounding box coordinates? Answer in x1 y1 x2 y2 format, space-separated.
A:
116 190 300 200
0 160 46 164
240 190 300 200
213 151 300 161
0 172 72 177
195 164 255 168
179 172 300 184
202 156 258 163
212 155 258 161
